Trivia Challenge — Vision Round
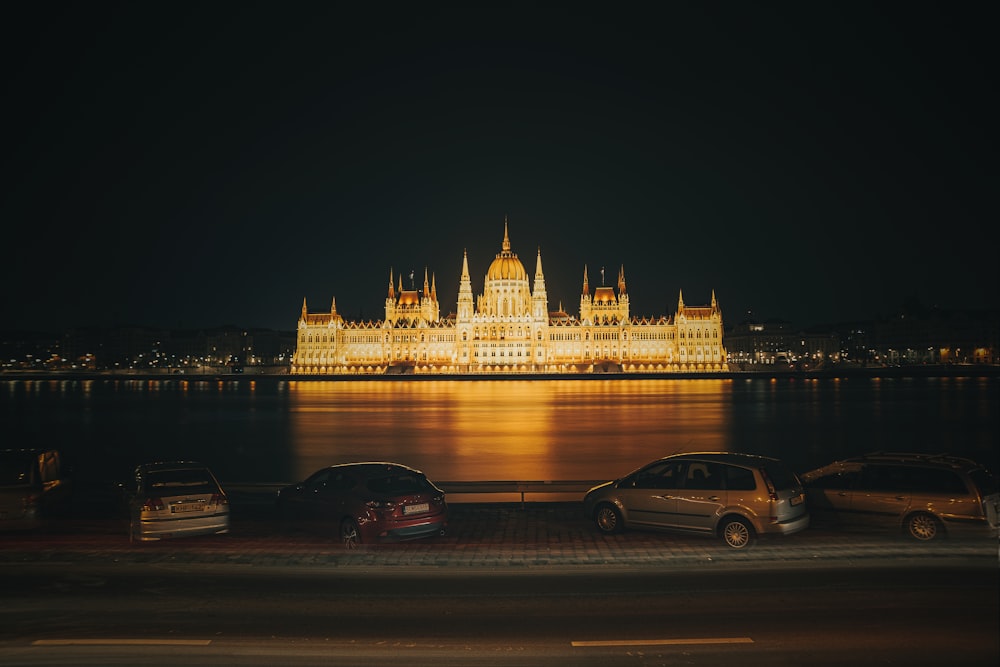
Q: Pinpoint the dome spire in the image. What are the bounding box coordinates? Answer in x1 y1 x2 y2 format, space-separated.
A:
502 215 511 253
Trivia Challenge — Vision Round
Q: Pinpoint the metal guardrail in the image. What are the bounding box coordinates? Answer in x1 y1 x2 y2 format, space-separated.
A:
227 480 607 507
438 480 605 506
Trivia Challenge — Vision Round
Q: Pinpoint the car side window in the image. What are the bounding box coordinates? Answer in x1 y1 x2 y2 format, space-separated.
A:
305 470 331 492
331 473 356 492
684 462 724 490
633 462 681 489
910 468 968 495
857 464 910 492
725 465 756 491
808 471 859 490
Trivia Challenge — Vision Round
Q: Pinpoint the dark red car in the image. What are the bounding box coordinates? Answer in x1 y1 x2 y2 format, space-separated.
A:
276 462 448 548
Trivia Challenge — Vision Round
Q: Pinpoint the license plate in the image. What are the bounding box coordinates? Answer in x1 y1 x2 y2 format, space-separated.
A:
790 494 804 506
171 503 205 513
403 503 429 515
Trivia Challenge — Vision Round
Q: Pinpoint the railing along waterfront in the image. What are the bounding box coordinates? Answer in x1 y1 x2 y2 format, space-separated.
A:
227 480 606 508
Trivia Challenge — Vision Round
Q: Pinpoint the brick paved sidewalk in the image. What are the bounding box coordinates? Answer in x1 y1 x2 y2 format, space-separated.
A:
1 502 996 570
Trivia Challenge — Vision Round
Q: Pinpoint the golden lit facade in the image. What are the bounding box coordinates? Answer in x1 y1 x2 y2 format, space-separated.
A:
291 222 728 375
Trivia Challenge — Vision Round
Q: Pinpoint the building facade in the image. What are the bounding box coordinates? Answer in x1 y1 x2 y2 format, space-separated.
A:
291 223 728 375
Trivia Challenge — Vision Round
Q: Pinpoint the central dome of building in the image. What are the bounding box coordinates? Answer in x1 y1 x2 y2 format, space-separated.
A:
485 222 527 281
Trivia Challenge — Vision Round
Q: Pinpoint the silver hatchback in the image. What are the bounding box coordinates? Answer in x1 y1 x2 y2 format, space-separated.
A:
583 452 809 549
124 461 230 542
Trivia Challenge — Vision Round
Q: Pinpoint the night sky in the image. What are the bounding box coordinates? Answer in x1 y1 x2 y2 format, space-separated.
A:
3 2 994 333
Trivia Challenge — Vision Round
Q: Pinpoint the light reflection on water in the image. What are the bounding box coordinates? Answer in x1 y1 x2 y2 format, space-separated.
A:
287 380 733 482
1 377 997 489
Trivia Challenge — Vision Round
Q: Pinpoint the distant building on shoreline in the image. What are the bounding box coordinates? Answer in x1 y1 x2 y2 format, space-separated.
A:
291 222 728 375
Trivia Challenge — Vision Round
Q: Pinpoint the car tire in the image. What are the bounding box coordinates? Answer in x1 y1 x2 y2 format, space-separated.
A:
594 504 623 534
340 518 361 549
720 517 755 549
905 512 941 541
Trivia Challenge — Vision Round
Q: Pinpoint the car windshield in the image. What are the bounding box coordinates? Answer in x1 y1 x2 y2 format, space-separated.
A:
147 468 217 493
366 473 432 496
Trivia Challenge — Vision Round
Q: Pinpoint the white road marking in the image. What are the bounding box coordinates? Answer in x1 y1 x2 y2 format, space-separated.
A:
572 637 754 647
32 639 212 646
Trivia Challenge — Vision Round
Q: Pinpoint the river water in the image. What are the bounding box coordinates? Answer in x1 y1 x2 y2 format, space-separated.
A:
3 376 997 497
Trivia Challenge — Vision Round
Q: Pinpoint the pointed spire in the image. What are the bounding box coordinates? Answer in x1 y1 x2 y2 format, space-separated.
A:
502 216 511 253
388 268 395 299
678 289 685 311
331 296 337 314
711 289 717 309
618 265 626 294
431 272 437 300
423 267 430 296
301 297 308 318
582 265 589 295
461 248 470 279
535 247 544 278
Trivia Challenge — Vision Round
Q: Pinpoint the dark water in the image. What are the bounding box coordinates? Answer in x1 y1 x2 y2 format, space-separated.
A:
3 376 997 497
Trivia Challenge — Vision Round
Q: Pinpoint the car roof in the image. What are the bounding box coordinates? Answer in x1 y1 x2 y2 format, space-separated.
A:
843 452 987 471
136 461 211 473
321 462 423 476
655 452 781 467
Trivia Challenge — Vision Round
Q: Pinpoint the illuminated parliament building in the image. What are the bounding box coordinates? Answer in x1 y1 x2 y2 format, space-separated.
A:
291 222 728 375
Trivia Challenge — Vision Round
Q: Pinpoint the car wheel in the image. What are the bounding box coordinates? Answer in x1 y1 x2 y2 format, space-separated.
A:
594 504 623 534
340 518 361 549
905 512 941 541
720 517 755 549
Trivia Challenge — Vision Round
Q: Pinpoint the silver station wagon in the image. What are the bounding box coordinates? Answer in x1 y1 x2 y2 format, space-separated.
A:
802 452 1000 541
583 452 810 549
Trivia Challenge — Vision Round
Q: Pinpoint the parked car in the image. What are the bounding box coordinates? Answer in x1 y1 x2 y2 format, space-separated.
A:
123 461 230 542
0 448 72 531
276 462 448 548
801 452 1000 541
583 452 809 549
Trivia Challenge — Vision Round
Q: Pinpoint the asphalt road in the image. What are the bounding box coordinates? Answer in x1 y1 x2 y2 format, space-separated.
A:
1 561 997 667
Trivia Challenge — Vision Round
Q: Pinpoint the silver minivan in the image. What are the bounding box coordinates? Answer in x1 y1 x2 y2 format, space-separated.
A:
583 452 810 549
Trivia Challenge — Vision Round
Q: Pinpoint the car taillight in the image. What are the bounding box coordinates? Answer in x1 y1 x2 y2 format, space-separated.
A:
760 470 779 501
142 497 164 511
211 493 228 506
